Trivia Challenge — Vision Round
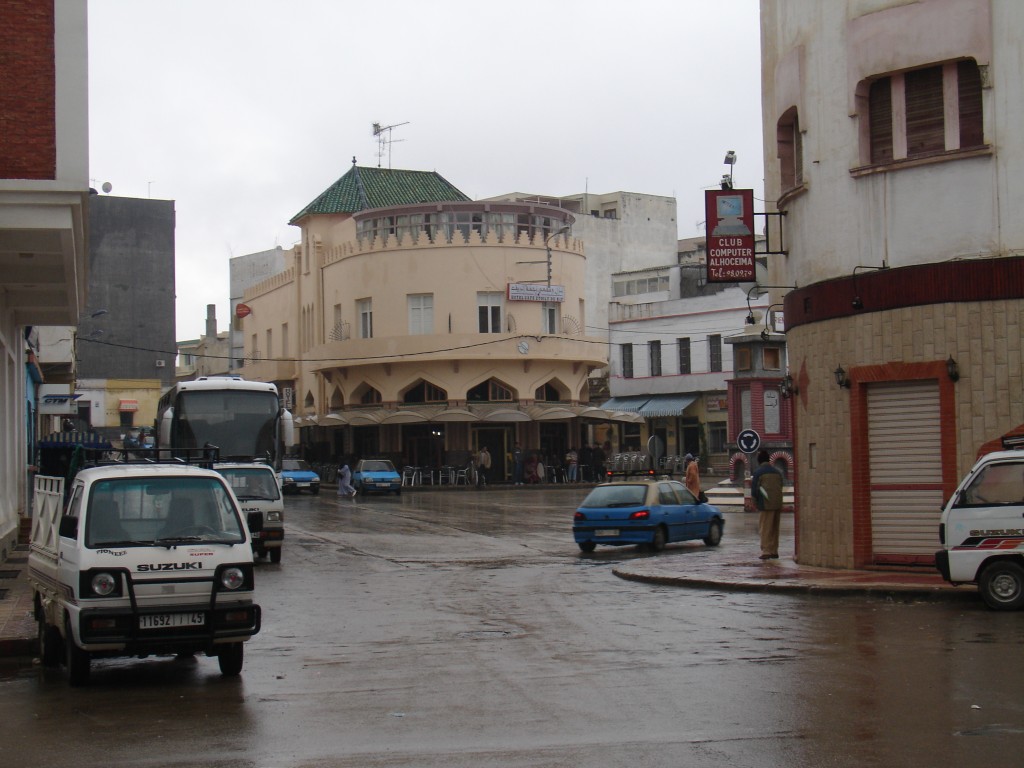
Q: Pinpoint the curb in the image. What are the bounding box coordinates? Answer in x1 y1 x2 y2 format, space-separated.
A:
612 568 979 602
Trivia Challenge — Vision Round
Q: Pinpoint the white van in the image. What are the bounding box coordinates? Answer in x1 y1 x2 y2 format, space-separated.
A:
215 462 285 563
936 440 1024 610
28 460 261 685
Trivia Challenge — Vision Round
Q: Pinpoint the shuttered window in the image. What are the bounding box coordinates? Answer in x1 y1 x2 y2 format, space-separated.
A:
869 77 893 164
866 59 983 165
905 66 945 157
958 59 983 148
777 107 803 190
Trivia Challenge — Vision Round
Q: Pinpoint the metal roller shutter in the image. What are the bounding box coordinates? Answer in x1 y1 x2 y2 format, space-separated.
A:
867 381 943 561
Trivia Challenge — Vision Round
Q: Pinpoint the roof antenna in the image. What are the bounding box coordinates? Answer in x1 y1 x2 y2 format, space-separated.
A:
372 121 410 169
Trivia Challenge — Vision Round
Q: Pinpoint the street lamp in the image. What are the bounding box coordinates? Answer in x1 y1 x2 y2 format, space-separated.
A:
722 150 737 189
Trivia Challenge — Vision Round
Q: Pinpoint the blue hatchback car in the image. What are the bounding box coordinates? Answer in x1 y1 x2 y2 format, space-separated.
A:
352 459 402 496
573 479 724 553
280 458 321 495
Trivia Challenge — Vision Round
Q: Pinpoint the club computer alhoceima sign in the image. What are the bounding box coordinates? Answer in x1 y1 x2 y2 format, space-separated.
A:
705 188 755 283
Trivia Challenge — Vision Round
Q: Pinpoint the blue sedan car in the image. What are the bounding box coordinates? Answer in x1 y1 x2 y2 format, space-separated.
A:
573 479 724 553
352 459 402 496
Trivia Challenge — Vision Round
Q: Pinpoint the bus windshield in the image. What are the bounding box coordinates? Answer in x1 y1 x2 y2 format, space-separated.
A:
173 390 280 461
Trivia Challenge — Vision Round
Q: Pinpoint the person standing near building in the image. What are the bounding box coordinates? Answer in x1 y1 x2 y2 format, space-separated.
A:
477 446 491 487
751 449 784 560
565 447 579 482
511 442 524 485
684 453 701 499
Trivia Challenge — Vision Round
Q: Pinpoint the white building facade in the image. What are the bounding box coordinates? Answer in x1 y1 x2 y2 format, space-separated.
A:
761 0 1024 567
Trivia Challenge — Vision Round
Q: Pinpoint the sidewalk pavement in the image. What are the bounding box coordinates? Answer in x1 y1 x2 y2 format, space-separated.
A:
0 545 36 658
614 511 978 602
0 511 979 660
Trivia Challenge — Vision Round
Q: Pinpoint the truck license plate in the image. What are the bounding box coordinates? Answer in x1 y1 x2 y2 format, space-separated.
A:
139 612 205 629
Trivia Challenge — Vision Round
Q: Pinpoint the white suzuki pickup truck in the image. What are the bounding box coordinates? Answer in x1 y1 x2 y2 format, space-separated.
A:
936 441 1024 610
29 458 262 685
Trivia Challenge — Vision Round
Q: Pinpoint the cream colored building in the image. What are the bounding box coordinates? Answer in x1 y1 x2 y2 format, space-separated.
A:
239 163 617 477
761 0 1024 568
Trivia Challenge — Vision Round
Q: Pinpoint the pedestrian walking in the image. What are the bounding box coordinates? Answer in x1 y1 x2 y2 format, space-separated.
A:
751 449 784 560
477 446 491 487
337 460 356 498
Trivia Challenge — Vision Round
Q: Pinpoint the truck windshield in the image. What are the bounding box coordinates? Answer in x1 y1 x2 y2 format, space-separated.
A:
217 467 280 501
172 390 279 461
85 476 246 548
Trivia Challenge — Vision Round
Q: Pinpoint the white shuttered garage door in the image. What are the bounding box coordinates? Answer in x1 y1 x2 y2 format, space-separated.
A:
868 381 943 559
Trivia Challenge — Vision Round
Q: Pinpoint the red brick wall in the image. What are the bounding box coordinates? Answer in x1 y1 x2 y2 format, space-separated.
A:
0 0 56 180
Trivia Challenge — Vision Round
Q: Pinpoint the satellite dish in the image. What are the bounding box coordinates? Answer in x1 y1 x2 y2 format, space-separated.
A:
101 181 113 194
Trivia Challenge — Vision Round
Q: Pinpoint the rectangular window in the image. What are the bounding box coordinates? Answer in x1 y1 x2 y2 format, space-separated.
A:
905 65 945 157
709 422 727 454
867 59 983 165
477 292 502 333
735 347 751 372
621 344 634 379
265 329 272 359
357 298 373 339
542 302 559 334
763 347 781 370
958 59 983 147
678 337 691 374
281 323 288 358
869 77 893 164
649 340 662 376
709 334 722 373
408 293 434 335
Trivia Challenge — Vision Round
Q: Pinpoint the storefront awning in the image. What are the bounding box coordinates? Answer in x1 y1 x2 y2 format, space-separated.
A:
118 399 139 412
37 431 113 449
599 396 651 412
638 394 697 418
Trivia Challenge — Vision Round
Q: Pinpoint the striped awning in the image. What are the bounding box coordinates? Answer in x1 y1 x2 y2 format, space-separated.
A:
37 431 113 449
118 399 139 412
639 394 697 417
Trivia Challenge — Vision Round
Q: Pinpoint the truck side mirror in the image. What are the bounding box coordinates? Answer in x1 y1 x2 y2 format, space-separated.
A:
58 516 79 539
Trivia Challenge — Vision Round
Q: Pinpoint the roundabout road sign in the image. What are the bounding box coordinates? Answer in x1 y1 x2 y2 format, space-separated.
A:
737 429 761 454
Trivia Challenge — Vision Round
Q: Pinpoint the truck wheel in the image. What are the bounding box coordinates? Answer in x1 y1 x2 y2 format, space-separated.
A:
64 617 90 686
270 547 282 564
979 561 1024 610
38 618 61 668
218 642 244 676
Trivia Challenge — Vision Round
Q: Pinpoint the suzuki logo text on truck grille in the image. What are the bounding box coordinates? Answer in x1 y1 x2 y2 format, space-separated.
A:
137 562 203 571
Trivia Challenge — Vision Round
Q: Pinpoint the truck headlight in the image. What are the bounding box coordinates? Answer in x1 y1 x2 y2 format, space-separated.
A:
91 572 117 597
221 567 245 590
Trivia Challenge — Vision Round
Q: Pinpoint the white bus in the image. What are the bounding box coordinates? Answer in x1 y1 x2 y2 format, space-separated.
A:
157 376 294 465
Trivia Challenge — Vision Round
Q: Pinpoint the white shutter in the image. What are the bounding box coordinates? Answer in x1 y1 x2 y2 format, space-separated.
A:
868 381 943 558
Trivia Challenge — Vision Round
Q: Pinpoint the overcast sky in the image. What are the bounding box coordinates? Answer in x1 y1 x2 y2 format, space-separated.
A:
87 0 764 341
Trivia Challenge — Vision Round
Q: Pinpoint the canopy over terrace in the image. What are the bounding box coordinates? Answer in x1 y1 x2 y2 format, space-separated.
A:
302 403 645 425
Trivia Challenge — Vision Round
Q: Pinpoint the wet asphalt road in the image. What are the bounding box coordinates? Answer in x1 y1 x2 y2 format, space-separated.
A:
1 487 1023 767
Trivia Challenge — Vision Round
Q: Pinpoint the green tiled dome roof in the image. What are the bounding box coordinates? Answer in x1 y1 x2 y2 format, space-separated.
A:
291 162 470 223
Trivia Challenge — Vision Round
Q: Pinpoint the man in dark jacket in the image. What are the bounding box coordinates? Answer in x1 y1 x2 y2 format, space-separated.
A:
751 449 784 560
